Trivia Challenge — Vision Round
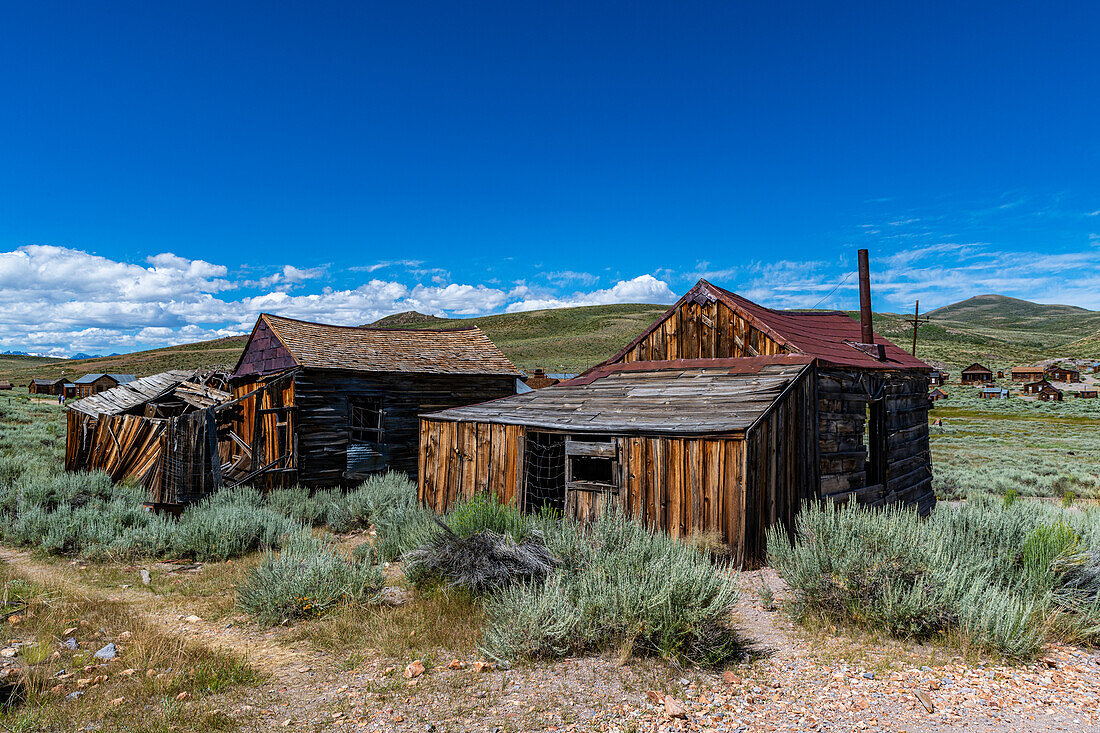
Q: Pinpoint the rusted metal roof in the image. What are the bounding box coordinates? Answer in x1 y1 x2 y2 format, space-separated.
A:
603 280 930 372
68 370 199 416
236 313 521 377
427 358 811 435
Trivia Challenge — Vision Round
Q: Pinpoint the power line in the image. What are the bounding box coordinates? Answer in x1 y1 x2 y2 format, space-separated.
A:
809 271 854 310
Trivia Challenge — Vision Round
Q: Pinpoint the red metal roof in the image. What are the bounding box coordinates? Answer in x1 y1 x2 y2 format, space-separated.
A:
602 280 931 372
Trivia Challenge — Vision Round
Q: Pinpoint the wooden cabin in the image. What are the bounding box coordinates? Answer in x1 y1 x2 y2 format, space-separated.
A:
1046 365 1081 383
928 388 949 402
0 381 12 391
419 276 935 566
1010 366 1045 382
1075 389 1098 399
1037 384 1064 402
1022 379 1053 395
29 377 69 395
521 369 561 390
979 386 1010 400
960 364 994 385
69 373 135 398
928 371 944 387
230 314 521 488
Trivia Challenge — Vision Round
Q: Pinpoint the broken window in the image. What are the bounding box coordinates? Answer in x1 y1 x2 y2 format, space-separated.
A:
863 397 887 487
565 436 618 489
349 396 384 444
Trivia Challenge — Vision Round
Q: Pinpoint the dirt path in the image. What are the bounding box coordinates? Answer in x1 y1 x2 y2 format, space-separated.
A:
3 549 1099 732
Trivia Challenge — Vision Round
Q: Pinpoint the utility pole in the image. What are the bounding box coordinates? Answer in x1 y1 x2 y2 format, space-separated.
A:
910 300 930 356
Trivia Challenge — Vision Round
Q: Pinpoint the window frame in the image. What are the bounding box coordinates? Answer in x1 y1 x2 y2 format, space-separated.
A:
348 395 385 445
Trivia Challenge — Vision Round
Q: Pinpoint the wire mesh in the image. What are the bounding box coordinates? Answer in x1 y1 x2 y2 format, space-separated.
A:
523 432 566 512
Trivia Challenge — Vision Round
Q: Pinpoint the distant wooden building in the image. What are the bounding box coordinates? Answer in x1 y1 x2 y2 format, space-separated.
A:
928 388 949 402
979 386 1010 400
0 381 12 391
1037 384 1064 402
1010 366 1045 382
1022 379 1053 396
419 274 935 566
230 314 521 488
69 373 136 398
1075 389 1098 399
996 370 1005 379
521 369 561 390
1046 365 1081 383
29 377 69 395
961 364 994 385
929 371 944 387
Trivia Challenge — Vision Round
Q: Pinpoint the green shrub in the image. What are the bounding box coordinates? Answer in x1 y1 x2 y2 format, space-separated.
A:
481 509 743 667
768 498 1100 659
444 493 529 542
237 532 383 624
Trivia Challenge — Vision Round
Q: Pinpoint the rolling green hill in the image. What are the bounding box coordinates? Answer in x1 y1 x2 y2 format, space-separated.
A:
1 294 1096 384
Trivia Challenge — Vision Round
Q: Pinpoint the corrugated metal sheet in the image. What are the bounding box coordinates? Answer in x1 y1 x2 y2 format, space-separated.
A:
428 359 810 435
235 313 522 377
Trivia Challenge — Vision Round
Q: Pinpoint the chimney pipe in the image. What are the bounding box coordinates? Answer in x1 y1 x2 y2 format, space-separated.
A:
857 249 874 344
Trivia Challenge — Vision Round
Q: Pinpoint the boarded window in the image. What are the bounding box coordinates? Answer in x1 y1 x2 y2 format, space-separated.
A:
349 397 384 444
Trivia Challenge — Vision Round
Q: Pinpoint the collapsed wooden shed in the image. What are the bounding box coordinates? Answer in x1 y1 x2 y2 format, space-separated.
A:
229 314 521 487
420 259 935 566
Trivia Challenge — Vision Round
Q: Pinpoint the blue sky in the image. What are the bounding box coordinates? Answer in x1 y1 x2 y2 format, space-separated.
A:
2 2 1099 355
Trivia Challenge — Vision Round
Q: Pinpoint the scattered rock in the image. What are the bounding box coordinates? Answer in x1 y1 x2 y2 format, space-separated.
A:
120 669 135 676
63 627 77 636
93 643 117 661
110 697 124 706
646 690 664 705
404 661 425 679
76 678 91 688
663 696 687 719
298 666 312 673
722 671 742 685
118 631 132 641
915 690 935 713
183 615 202 624
447 659 466 670
175 691 190 701
140 569 151 586
63 638 78 651
473 661 494 673
65 691 83 701
0 649 16 659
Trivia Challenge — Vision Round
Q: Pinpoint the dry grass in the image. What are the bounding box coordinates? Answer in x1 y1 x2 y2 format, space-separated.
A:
0 565 262 732
290 586 486 665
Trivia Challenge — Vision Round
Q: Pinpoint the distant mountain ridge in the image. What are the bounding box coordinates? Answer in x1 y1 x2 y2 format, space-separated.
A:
2 294 1098 383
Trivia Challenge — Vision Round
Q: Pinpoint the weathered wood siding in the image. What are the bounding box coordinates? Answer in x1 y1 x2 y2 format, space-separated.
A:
64 411 165 490
742 368 819 564
613 299 788 363
418 418 527 511
816 368 934 514
294 370 516 487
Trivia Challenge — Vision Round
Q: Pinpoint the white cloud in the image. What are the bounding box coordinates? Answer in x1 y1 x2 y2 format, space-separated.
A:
506 275 676 312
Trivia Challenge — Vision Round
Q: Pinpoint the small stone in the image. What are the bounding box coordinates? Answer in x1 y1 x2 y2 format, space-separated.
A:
140 569 151 586
863 672 875 679
63 638 78 650
473 661 494 673
298 666 312 673
110 697 124 706
404 660 425 679
146 669 156 678
118 631 132 641
120 669 136 676
447 659 465 670
183 615 201 623
175 691 190 701
63 627 77 636
646 690 664 705
7 615 21 626
76 678 92 688
94 643 117 661
0 648 16 658
722 671 742 685
664 696 687 719
65 691 84 701
915 690 935 713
